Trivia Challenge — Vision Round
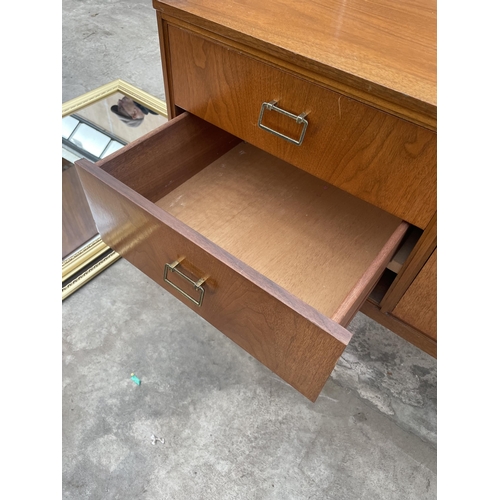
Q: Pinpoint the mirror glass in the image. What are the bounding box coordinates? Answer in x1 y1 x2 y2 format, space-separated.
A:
62 91 169 163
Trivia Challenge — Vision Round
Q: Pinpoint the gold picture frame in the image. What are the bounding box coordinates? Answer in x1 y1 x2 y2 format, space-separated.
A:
62 80 168 300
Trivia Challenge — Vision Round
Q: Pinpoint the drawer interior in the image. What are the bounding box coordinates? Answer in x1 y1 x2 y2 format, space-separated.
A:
98 112 404 320
156 142 402 318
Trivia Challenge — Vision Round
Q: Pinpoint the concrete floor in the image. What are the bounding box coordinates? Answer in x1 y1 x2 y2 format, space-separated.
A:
62 1 437 498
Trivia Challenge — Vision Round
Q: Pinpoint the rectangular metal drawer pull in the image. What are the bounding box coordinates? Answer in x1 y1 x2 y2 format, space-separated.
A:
163 259 206 307
258 100 309 146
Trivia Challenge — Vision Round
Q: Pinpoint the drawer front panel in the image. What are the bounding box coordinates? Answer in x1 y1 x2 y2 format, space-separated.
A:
76 159 352 402
167 25 437 229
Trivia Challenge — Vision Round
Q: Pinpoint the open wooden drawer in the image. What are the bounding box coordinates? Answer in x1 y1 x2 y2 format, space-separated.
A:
76 112 408 401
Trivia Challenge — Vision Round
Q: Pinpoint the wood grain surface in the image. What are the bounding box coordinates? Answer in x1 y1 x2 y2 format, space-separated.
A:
153 0 436 128
156 11 177 119
62 163 97 258
76 156 355 401
167 26 436 229
361 300 436 358
332 221 409 326
156 142 403 321
380 212 437 312
392 249 437 340
97 112 240 203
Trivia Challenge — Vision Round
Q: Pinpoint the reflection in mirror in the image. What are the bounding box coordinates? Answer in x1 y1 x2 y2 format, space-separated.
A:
62 90 168 163
62 115 79 138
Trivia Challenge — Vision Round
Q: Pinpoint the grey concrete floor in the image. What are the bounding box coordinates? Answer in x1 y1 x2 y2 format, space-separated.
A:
63 1 437 498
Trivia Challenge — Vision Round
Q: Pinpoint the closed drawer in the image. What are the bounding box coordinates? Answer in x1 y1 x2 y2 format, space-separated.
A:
167 25 436 229
76 112 408 401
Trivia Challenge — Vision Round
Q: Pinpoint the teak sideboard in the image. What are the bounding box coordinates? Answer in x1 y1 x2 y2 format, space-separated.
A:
76 0 437 402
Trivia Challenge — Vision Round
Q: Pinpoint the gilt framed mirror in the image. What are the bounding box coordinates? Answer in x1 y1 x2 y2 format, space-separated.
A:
62 80 168 300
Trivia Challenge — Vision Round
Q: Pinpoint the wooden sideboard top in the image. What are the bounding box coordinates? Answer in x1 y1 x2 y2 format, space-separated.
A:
153 0 437 129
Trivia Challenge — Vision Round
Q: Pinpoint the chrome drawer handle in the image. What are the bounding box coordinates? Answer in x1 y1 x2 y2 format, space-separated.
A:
163 259 206 307
258 100 309 146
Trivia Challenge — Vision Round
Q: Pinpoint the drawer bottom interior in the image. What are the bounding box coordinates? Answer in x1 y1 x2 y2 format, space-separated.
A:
154 141 402 319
